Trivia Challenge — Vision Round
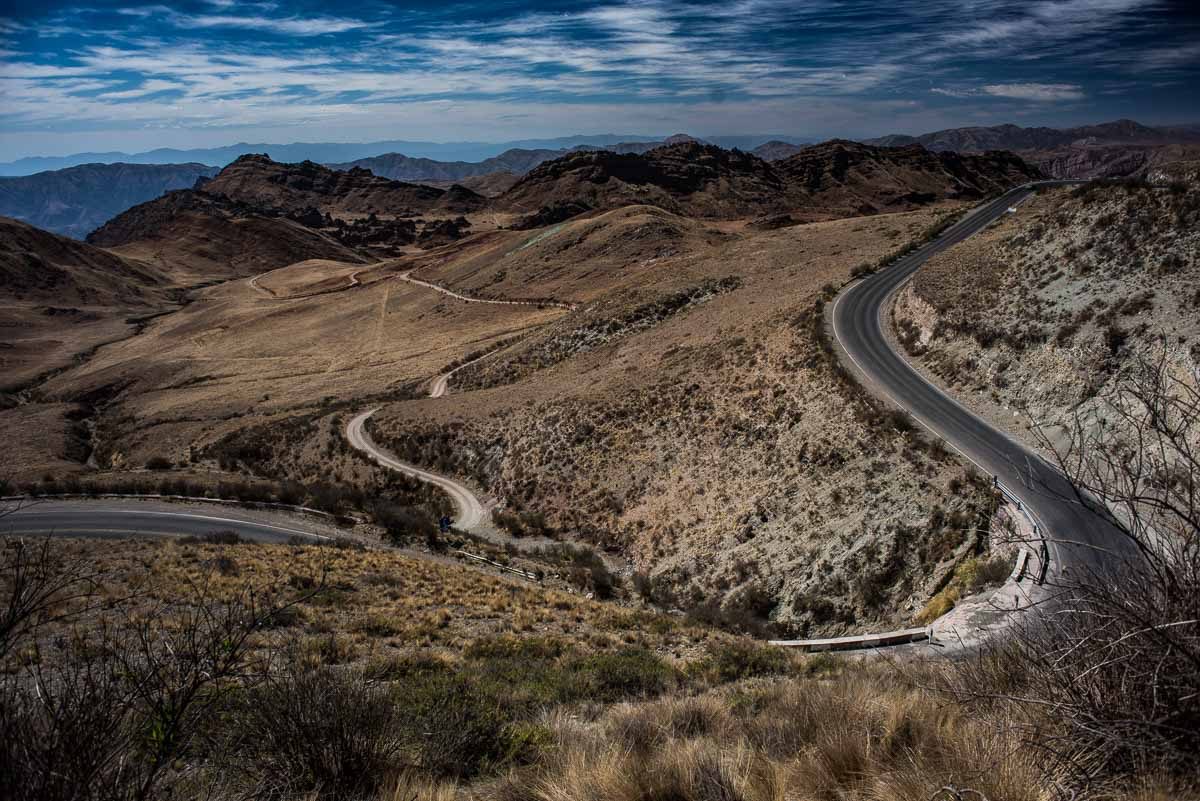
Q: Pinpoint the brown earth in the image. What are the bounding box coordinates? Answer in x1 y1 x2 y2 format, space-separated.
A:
0 215 176 394
366 202 997 636
3 141 1044 636
87 190 366 285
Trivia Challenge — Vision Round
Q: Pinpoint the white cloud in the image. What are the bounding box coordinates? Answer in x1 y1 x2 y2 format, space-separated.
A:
930 87 977 98
181 14 378 36
1133 42 1200 72
982 82 1085 101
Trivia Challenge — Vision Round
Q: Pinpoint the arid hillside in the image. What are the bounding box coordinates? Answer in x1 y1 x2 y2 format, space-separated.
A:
501 139 1042 222
0 215 170 307
894 179 1200 453
88 189 366 284
0 216 179 476
3 139 1047 638
367 202 998 636
0 215 176 390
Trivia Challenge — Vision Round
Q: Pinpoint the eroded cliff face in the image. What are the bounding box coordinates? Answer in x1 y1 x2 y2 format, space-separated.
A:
894 182 1200 456
1033 146 1152 179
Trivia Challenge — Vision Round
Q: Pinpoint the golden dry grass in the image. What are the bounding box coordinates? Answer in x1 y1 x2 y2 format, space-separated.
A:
497 666 1045 801
30 537 730 664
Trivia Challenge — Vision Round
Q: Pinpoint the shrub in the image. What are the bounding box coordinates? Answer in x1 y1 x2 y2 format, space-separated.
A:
576 648 674 703
144 455 173 470
372 501 435 545
203 529 243 545
225 663 403 798
850 262 875 279
394 664 528 779
692 641 793 684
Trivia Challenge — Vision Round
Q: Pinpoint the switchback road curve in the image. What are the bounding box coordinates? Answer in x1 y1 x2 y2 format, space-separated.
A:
831 181 1137 587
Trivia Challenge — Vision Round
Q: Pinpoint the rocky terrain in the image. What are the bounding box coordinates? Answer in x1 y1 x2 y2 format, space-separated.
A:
868 118 1200 180
2 139 1044 639
894 179 1200 454
201 154 486 216
87 189 365 284
775 140 1041 216
502 139 1040 222
0 161 219 239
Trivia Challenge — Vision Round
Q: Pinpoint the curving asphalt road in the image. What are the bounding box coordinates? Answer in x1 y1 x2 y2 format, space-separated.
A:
1 500 333 543
832 181 1138 584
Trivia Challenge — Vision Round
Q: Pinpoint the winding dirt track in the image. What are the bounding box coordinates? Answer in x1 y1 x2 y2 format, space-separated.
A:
345 409 488 530
396 271 578 310
342 272 570 531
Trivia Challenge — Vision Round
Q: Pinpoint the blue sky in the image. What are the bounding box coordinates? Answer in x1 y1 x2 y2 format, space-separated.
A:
0 0 1197 159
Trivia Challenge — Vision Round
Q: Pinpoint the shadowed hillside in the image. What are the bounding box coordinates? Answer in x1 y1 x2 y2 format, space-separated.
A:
0 161 219 239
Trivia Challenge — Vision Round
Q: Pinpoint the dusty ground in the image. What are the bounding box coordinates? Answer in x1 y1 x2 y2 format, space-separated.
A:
34 257 565 473
9 198 1004 638
369 202 998 636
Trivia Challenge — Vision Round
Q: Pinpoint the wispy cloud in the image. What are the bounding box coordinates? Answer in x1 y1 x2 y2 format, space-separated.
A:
181 14 378 36
982 83 1085 101
0 0 1195 158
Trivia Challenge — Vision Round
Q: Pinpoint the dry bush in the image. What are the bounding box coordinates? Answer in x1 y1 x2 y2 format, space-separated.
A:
221 660 405 799
0 542 320 801
945 342 1200 791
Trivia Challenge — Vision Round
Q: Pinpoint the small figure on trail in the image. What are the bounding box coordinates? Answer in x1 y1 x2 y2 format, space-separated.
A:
439 515 453 534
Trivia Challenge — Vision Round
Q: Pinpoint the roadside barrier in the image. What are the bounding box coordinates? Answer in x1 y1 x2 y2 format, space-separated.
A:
993 480 1051 585
770 626 931 651
455 549 541 581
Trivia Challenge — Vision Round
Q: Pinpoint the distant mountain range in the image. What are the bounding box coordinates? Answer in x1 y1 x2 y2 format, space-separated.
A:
0 162 220 239
3 134 812 237
0 133 806 177
865 119 1200 179
86 141 1041 271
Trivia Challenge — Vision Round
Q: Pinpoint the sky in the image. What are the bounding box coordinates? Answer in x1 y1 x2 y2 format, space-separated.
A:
0 0 1197 160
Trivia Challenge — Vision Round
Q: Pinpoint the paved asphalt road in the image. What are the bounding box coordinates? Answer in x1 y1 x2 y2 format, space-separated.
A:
1 500 331 543
832 181 1139 582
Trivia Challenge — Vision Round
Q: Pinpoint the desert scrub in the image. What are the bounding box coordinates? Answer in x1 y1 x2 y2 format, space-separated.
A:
915 550 1013 625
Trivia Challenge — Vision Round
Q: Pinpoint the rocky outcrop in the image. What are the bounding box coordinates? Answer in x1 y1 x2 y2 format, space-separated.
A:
502 139 1042 220
202 154 486 216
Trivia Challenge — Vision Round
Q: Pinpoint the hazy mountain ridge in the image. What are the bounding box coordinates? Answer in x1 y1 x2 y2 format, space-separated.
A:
0 162 220 239
0 133 805 177
866 119 1200 179
328 148 569 182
